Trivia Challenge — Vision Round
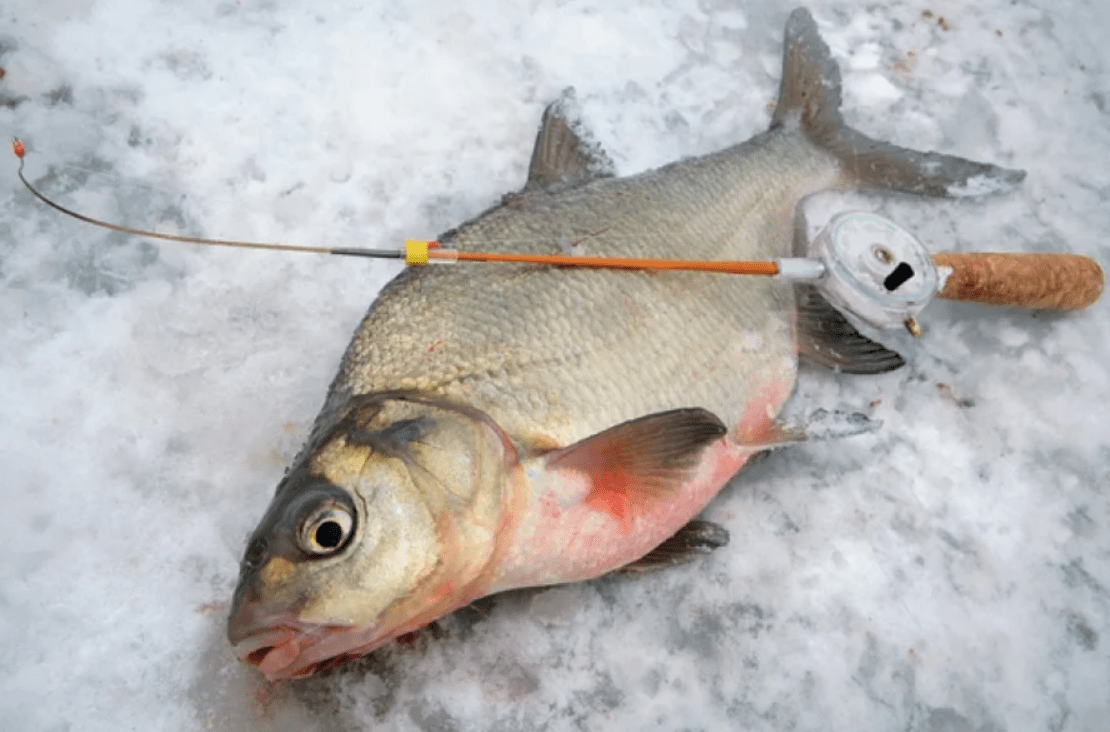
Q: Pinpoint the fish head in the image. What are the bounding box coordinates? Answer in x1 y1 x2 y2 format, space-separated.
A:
227 394 513 680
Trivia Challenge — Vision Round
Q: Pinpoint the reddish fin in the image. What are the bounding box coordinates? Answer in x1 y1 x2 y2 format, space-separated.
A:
547 408 726 527
735 419 807 449
621 520 730 573
736 409 882 449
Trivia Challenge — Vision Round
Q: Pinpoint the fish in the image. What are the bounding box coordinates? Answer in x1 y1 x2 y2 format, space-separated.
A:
227 7 1023 681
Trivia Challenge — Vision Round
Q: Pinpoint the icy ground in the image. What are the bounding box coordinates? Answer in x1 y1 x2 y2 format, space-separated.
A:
1 1 1107 730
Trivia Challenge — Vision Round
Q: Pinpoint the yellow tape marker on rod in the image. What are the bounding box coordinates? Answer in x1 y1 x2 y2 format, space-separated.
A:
404 240 430 265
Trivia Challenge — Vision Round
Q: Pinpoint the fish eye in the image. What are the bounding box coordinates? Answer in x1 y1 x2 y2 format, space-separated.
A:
298 501 355 556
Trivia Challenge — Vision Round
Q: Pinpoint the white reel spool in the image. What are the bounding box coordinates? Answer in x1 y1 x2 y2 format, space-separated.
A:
809 212 944 333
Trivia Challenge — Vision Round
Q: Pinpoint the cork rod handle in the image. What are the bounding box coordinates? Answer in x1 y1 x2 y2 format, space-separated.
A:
932 253 1104 310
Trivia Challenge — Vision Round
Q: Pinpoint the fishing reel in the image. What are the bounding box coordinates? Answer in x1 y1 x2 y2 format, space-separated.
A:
803 212 1103 335
808 213 937 335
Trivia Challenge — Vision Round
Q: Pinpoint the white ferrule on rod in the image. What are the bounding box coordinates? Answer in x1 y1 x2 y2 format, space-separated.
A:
775 257 827 281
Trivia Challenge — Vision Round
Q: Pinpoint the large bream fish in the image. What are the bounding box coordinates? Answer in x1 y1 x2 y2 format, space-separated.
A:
228 8 1022 680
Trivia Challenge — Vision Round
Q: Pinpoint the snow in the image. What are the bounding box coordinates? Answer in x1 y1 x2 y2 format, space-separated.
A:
1 1 1107 730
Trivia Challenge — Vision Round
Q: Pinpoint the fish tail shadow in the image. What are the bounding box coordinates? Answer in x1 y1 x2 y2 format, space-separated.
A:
772 8 1026 198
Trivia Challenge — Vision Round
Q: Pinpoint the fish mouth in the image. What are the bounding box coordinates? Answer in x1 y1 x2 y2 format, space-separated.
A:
232 622 393 681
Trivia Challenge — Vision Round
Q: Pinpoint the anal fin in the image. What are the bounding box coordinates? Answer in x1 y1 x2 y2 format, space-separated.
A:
621 520 730 573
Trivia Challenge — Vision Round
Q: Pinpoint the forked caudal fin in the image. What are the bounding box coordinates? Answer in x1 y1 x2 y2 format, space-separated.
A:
774 8 1026 197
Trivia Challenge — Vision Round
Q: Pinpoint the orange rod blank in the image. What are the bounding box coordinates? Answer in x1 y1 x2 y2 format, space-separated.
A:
430 248 780 275
933 252 1104 310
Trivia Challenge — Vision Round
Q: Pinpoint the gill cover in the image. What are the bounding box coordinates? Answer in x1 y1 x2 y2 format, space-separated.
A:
228 394 512 666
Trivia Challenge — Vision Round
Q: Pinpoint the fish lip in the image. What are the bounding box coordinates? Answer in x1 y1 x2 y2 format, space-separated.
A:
232 627 299 665
228 594 386 680
231 621 393 681
231 623 314 680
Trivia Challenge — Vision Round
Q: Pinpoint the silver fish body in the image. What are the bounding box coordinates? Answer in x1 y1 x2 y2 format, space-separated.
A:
332 127 829 449
228 8 1022 681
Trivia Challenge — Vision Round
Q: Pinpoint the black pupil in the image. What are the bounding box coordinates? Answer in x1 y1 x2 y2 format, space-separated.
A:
315 520 344 549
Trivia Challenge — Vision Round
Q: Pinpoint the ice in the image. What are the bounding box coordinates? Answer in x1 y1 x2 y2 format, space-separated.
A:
1 2 1107 731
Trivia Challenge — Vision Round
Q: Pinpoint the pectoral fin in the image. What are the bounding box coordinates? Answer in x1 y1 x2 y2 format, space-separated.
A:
546 408 727 524
796 284 906 374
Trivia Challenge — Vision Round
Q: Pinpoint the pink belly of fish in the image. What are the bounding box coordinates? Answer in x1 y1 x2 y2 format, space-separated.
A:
547 437 752 582
493 382 789 590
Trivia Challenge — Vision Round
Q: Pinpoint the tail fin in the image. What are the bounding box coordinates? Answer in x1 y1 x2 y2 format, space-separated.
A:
773 8 1025 197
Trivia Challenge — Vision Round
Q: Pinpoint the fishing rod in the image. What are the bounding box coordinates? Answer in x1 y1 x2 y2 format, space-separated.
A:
9 140 786 274
12 139 1104 335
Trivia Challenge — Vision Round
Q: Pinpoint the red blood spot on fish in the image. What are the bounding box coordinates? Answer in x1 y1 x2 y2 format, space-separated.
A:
539 493 562 521
425 339 447 361
395 631 418 645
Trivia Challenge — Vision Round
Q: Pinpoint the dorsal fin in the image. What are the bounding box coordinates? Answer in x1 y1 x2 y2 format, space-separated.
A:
525 88 615 191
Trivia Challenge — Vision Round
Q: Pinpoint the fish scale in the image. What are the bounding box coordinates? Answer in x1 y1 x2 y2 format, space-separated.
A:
332 129 837 447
